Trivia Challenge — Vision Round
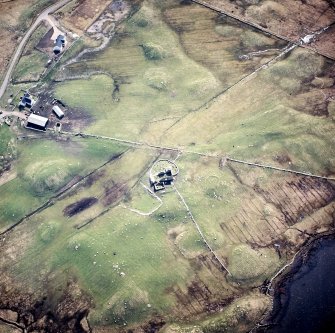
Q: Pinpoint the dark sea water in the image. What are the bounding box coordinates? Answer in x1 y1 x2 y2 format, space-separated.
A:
264 237 335 333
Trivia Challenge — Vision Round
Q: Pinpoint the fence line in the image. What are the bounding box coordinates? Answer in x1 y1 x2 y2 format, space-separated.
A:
174 186 231 275
226 157 335 181
54 130 335 182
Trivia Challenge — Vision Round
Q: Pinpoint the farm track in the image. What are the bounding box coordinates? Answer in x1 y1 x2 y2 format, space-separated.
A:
120 182 163 217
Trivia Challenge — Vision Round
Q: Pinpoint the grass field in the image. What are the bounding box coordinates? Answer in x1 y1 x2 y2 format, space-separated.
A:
54 1 224 140
162 47 335 175
12 22 50 83
0 136 126 232
6 147 196 327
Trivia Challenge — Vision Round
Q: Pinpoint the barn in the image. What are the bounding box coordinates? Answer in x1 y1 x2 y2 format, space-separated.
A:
26 114 49 131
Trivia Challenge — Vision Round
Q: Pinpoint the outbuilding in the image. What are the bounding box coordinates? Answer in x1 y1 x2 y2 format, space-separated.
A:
52 105 64 119
18 92 35 110
53 34 66 55
26 114 49 131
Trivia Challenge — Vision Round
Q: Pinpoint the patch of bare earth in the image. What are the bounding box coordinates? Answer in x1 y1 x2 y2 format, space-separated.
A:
30 87 95 132
55 0 118 33
102 180 128 207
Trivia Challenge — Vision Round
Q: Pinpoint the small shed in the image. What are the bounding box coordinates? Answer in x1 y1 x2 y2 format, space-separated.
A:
26 114 48 131
52 105 64 119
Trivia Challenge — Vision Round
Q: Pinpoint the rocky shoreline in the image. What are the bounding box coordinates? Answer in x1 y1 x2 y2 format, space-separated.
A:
255 231 335 333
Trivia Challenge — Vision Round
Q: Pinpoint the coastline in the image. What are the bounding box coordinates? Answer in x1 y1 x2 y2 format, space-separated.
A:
255 231 335 333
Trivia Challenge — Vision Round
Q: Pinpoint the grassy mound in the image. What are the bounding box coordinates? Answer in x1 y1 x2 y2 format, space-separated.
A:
38 220 61 244
144 67 170 90
214 25 242 38
245 1 286 27
23 159 75 196
201 294 271 333
228 244 280 284
0 126 16 174
240 30 276 49
141 42 167 60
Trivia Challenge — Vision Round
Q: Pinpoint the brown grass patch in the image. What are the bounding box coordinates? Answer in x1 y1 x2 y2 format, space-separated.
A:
102 180 128 207
197 0 335 57
56 0 114 33
163 2 285 87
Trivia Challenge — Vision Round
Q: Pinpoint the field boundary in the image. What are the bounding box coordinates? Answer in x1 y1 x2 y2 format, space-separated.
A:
174 185 231 275
52 130 335 182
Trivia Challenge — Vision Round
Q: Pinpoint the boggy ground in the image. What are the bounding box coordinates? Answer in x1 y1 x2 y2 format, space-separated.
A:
0 0 335 332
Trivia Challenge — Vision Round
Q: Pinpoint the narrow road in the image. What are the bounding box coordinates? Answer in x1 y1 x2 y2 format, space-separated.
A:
0 108 27 120
0 0 72 99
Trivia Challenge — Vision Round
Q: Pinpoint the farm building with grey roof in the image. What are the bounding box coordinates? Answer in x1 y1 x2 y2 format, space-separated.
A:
52 105 64 119
26 114 49 131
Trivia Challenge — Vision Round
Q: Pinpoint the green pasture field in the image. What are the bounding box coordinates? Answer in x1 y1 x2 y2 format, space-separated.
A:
53 0 290 146
54 1 224 140
12 50 48 83
162 47 335 175
122 183 160 214
0 126 13 155
9 149 196 327
0 136 126 232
